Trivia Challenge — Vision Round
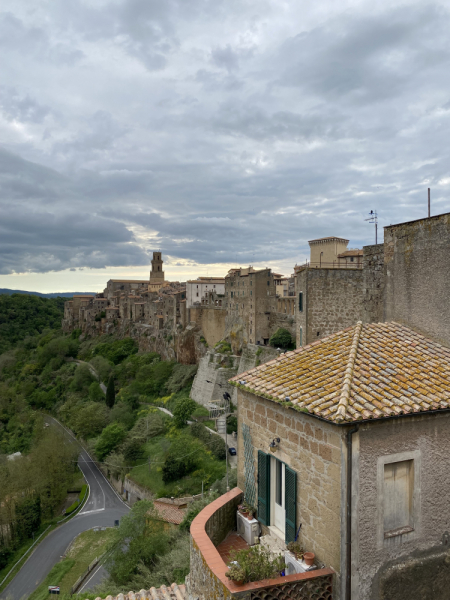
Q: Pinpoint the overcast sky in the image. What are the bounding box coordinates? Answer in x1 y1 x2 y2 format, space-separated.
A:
1 0 449 292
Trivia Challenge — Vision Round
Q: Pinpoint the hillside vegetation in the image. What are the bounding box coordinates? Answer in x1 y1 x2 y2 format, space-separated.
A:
0 294 65 354
0 295 233 594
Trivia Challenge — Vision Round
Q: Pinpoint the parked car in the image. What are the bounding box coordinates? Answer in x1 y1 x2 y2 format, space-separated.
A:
228 447 237 456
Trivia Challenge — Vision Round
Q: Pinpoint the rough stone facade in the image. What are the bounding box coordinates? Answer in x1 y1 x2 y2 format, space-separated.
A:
361 244 385 324
295 267 363 347
236 390 344 580
384 213 450 348
188 305 227 348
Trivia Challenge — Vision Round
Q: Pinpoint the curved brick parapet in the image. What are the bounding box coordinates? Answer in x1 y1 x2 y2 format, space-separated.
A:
189 487 334 600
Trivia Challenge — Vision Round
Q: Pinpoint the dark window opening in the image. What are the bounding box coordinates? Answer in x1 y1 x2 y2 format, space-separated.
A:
298 292 303 312
317 331 320 336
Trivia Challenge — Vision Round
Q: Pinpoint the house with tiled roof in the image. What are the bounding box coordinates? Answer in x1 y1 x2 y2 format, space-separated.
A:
229 320 450 600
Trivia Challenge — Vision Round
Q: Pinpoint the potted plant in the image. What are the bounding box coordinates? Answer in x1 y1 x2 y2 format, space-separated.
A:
304 552 315 566
228 545 286 584
226 564 246 586
287 540 304 560
244 501 257 520
238 503 249 518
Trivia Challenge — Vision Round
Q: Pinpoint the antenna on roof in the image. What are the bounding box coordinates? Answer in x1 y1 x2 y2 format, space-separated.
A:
428 188 431 218
365 210 378 244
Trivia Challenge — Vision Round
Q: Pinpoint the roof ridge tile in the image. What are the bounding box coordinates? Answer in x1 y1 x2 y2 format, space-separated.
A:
335 321 363 423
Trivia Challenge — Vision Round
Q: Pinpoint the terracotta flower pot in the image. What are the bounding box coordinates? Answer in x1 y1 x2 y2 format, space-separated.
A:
234 580 244 586
247 513 253 520
304 552 315 566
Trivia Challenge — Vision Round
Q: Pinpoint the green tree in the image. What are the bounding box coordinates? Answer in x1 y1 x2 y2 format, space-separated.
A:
15 495 41 542
72 402 109 439
95 422 127 460
105 500 169 585
269 328 294 349
89 355 112 383
135 360 175 397
110 402 135 430
162 438 198 483
106 375 116 408
88 381 105 402
70 363 95 393
173 397 197 428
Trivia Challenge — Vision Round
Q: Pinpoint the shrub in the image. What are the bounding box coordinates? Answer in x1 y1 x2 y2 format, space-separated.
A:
110 402 135 430
226 546 285 584
135 361 175 397
93 338 138 365
179 492 219 531
106 375 116 408
70 363 95 393
95 423 127 460
165 364 198 394
209 436 226 460
72 402 109 439
162 438 199 483
88 381 105 402
269 328 294 349
173 397 197 428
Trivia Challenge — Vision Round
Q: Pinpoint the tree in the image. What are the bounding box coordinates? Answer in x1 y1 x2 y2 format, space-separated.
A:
110 402 135 430
106 375 116 409
70 364 95 393
15 495 41 542
269 328 294 349
173 397 197 428
162 437 198 483
88 381 105 402
72 402 109 439
105 500 169 585
89 355 113 383
95 422 127 460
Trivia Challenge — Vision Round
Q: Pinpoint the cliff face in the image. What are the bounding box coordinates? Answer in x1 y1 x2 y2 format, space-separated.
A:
79 319 208 365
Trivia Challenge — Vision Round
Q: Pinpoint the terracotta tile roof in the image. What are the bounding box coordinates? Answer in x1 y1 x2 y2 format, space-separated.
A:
153 500 187 525
308 236 349 243
230 322 450 423
88 583 185 600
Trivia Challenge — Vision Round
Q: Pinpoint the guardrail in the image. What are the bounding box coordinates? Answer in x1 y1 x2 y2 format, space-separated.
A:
70 557 99 595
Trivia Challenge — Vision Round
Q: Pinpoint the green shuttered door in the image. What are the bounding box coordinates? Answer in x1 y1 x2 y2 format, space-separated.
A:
257 450 271 526
285 465 297 543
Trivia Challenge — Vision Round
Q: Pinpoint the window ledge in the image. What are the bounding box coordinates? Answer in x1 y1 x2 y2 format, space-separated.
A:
384 526 414 539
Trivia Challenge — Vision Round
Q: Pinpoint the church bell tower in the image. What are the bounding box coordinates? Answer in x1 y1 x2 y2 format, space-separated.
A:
149 252 165 292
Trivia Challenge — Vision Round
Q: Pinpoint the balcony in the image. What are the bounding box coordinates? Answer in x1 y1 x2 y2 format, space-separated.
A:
188 488 334 600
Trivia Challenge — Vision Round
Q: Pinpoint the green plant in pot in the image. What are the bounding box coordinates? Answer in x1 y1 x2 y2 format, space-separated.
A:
287 540 304 560
227 545 286 584
244 501 257 520
226 564 246 585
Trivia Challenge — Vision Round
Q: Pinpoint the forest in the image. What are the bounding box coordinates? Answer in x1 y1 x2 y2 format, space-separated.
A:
0 296 233 596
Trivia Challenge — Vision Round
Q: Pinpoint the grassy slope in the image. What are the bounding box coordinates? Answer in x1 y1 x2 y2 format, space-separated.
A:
28 528 115 600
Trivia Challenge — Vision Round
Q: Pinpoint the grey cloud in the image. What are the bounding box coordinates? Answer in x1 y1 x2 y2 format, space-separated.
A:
0 86 51 124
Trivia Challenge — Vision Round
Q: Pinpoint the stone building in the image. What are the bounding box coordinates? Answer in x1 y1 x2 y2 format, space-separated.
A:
231 320 450 600
308 236 351 268
186 276 225 308
224 266 295 346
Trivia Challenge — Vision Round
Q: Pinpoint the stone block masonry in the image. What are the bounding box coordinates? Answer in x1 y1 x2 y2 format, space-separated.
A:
384 212 450 348
236 389 344 580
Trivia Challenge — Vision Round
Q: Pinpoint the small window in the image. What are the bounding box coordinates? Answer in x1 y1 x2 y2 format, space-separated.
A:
350 257 354 262
250 291 252 296
384 460 414 537
196 293 199 297
298 292 303 312
267 281 270 286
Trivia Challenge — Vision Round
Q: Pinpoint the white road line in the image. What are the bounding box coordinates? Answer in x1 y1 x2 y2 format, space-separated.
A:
78 562 104 592
77 508 105 515
78 454 106 512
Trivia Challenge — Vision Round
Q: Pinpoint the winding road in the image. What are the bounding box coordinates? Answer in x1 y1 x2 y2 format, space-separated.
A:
1 418 129 600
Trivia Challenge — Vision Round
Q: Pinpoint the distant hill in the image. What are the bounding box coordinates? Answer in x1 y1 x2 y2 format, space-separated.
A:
0 288 96 298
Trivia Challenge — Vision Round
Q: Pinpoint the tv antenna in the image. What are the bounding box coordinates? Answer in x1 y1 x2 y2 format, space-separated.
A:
365 210 378 244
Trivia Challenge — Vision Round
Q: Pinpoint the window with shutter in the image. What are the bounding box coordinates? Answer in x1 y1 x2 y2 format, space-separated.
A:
299 292 303 312
258 450 271 526
285 466 297 543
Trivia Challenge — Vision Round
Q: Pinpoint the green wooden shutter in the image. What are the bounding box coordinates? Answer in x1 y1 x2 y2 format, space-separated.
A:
285 466 297 543
257 451 271 526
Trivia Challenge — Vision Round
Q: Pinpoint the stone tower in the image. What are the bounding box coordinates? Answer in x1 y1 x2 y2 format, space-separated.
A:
149 251 165 292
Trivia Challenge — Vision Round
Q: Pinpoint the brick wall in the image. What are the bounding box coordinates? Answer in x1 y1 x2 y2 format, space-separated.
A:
237 389 344 576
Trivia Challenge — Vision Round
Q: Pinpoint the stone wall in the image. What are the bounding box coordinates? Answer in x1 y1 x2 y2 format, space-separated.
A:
268 312 296 342
190 345 278 407
384 213 450 347
362 244 385 324
295 268 363 347
236 389 344 579
355 411 450 600
189 306 227 348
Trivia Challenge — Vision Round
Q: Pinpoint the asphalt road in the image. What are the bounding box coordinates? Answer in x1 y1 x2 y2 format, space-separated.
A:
1 418 129 600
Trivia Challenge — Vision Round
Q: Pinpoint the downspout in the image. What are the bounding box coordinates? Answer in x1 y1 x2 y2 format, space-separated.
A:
345 425 359 600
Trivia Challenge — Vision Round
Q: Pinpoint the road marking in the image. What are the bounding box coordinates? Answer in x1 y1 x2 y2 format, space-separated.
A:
78 454 106 511
77 508 106 515
78 562 104 592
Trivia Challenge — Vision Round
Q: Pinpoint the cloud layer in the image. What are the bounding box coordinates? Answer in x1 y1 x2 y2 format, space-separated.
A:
1 0 450 276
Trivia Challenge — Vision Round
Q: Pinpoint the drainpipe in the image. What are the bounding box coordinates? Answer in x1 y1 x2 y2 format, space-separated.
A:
346 425 359 600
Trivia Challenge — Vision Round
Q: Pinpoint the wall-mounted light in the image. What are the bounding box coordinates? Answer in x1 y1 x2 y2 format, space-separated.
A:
269 438 281 453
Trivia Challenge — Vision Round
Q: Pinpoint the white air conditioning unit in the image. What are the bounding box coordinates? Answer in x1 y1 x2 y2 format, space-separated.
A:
284 552 315 575
237 512 260 546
